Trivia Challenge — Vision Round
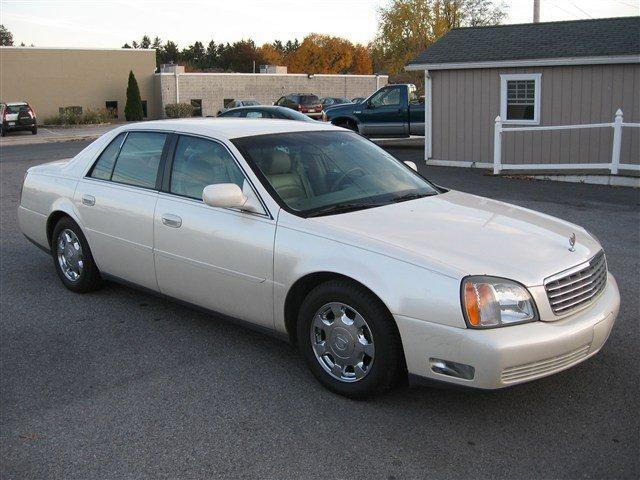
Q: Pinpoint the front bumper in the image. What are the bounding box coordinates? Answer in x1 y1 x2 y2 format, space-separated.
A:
396 273 620 390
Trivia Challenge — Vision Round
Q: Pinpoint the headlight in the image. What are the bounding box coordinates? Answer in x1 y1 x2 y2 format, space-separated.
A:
461 276 538 329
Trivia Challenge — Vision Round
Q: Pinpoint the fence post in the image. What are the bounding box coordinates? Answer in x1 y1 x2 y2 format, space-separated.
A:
493 115 502 175
611 109 623 175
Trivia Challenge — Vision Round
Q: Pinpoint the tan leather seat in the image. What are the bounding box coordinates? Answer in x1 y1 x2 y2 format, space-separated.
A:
266 150 308 202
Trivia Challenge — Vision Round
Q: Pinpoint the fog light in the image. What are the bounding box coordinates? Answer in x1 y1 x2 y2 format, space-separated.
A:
429 358 475 380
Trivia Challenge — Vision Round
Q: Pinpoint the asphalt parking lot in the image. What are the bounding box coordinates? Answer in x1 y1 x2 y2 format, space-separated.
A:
1 140 638 479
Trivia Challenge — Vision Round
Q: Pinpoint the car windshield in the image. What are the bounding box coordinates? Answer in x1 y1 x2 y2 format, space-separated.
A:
233 131 438 216
299 95 320 105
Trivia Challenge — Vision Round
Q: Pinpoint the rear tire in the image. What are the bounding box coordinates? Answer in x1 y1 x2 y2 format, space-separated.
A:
51 217 101 293
31 126 37 135
297 279 404 399
1 127 6 137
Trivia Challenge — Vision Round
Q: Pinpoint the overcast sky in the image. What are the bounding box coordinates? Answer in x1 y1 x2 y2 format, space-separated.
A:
1 0 638 48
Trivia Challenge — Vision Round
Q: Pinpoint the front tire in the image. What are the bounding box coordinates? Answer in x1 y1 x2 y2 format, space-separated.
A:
51 217 101 293
297 280 404 399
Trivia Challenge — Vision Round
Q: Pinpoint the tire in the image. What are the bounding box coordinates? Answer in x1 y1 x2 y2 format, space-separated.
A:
335 119 358 133
51 217 101 293
1 127 6 137
297 279 404 399
31 126 37 135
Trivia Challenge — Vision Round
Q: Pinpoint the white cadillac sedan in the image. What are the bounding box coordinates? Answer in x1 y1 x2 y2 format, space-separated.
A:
18 119 620 398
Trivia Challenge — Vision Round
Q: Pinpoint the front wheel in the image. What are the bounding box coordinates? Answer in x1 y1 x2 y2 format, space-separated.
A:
51 217 101 293
297 280 404 398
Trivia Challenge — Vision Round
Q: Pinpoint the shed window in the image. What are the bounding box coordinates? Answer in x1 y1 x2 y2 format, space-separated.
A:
500 73 541 124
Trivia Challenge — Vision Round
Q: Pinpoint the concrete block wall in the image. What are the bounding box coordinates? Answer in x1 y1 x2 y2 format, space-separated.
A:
155 73 388 118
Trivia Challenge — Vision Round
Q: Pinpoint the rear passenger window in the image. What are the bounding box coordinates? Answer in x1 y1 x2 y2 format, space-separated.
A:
170 136 245 200
111 132 167 188
90 133 125 180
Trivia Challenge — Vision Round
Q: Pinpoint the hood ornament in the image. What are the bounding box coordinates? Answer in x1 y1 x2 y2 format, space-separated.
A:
568 232 576 252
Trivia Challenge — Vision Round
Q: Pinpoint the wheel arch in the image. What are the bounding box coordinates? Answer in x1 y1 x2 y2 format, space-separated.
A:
46 202 83 248
330 116 360 131
283 271 397 345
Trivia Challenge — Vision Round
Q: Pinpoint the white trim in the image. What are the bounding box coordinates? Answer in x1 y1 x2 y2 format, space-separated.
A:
155 72 387 79
524 174 639 188
500 73 541 125
405 55 640 71
0 46 156 51
424 70 433 160
427 159 493 169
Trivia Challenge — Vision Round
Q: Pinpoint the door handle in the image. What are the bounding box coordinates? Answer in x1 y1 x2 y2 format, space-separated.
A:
161 213 182 228
81 194 95 206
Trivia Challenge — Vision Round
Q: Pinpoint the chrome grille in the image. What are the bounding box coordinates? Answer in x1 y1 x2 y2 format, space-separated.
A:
501 344 591 384
545 251 607 315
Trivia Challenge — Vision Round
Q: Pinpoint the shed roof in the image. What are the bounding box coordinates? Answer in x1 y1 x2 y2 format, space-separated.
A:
407 16 640 69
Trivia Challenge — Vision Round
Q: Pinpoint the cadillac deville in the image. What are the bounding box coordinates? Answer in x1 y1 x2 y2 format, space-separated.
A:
18 119 619 398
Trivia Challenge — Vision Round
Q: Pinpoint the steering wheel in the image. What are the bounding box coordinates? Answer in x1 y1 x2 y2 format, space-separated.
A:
334 167 367 190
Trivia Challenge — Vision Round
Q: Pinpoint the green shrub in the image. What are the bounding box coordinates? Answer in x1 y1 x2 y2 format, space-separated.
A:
165 103 195 118
43 108 110 125
124 70 144 121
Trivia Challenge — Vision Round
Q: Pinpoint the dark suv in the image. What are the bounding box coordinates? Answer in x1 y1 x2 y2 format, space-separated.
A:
1 102 37 136
274 94 323 118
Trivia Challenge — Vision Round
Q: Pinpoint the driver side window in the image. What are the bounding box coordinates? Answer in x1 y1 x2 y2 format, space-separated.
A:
170 136 245 200
369 87 401 108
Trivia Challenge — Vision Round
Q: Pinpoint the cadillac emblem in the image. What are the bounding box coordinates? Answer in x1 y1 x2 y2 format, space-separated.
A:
569 232 576 252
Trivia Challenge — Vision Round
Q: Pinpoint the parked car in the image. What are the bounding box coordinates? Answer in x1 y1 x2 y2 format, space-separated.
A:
351 97 365 104
323 84 425 137
217 99 260 116
274 94 323 118
218 105 316 122
321 97 352 109
18 119 619 398
1 101 37 136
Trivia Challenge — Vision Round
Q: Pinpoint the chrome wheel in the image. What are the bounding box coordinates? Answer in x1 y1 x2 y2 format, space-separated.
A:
310 302 375 383
57 229 84 282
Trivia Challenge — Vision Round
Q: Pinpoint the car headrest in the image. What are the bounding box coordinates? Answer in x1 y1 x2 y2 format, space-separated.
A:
268 150 292 175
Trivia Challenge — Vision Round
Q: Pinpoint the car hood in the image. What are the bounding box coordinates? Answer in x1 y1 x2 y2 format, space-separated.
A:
311 190 601 286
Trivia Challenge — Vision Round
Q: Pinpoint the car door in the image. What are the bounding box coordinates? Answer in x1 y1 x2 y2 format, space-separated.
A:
75 130 169 291
153 134 276 328
361 85 407 137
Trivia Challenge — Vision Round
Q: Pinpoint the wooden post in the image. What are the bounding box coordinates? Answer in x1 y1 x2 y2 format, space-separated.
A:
493 115 502 175
610 109 623 175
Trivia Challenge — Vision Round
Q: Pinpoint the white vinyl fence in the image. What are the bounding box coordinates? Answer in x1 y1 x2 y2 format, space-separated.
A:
493 109 640 175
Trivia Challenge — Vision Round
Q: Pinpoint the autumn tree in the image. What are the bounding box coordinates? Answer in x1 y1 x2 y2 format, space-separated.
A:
371 0 506 74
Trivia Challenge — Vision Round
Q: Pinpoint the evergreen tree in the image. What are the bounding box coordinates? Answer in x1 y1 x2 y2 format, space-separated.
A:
124 71 144 121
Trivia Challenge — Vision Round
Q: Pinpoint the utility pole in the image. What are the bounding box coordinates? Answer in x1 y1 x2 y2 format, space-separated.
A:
533 0 540 23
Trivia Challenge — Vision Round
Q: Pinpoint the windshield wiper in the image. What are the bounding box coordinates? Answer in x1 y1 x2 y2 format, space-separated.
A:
306 201 383 218
390 192 437 203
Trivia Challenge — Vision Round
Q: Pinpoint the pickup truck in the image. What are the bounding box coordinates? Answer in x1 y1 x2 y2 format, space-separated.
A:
322 84 425 138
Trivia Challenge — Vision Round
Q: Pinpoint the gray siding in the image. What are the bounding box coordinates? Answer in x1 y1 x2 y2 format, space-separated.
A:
431 64 639 169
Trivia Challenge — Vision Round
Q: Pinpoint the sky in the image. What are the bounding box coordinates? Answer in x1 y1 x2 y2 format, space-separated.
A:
1 0 638 48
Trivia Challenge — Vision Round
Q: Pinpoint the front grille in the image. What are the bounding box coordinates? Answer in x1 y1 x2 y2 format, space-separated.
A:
501 344 591 384
545 250 607 315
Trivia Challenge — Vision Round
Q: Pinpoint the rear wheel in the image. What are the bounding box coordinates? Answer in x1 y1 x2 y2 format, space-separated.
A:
1 126 6 137
297 280 404 398
51 217 101 293
31 126 37 135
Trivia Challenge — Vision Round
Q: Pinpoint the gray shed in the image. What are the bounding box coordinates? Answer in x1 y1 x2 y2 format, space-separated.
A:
406 17 639 184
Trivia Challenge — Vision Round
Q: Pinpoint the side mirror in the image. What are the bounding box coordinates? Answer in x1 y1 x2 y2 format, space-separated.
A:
404 161 418 172
202 184 246 209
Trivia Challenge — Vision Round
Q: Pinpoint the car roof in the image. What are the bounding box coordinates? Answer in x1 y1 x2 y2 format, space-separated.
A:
5 101 28 106
122 118 339 140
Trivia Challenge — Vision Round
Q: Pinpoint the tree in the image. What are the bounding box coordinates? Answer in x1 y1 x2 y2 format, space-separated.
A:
0 25 13 46
371 0 506 74
350 45 374 74
122 43 131 49
124 71 144 121
140 35 151 49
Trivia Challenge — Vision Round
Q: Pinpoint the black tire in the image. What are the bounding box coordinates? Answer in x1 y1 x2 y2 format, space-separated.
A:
334 119 358 133
1 127 6 137
51 217 101 293
31 126 37 135
297 279 404 399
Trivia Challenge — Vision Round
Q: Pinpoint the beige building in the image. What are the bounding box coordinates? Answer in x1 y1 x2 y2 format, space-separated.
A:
0 47 158 120
1 47 387 123
407 17 640 181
